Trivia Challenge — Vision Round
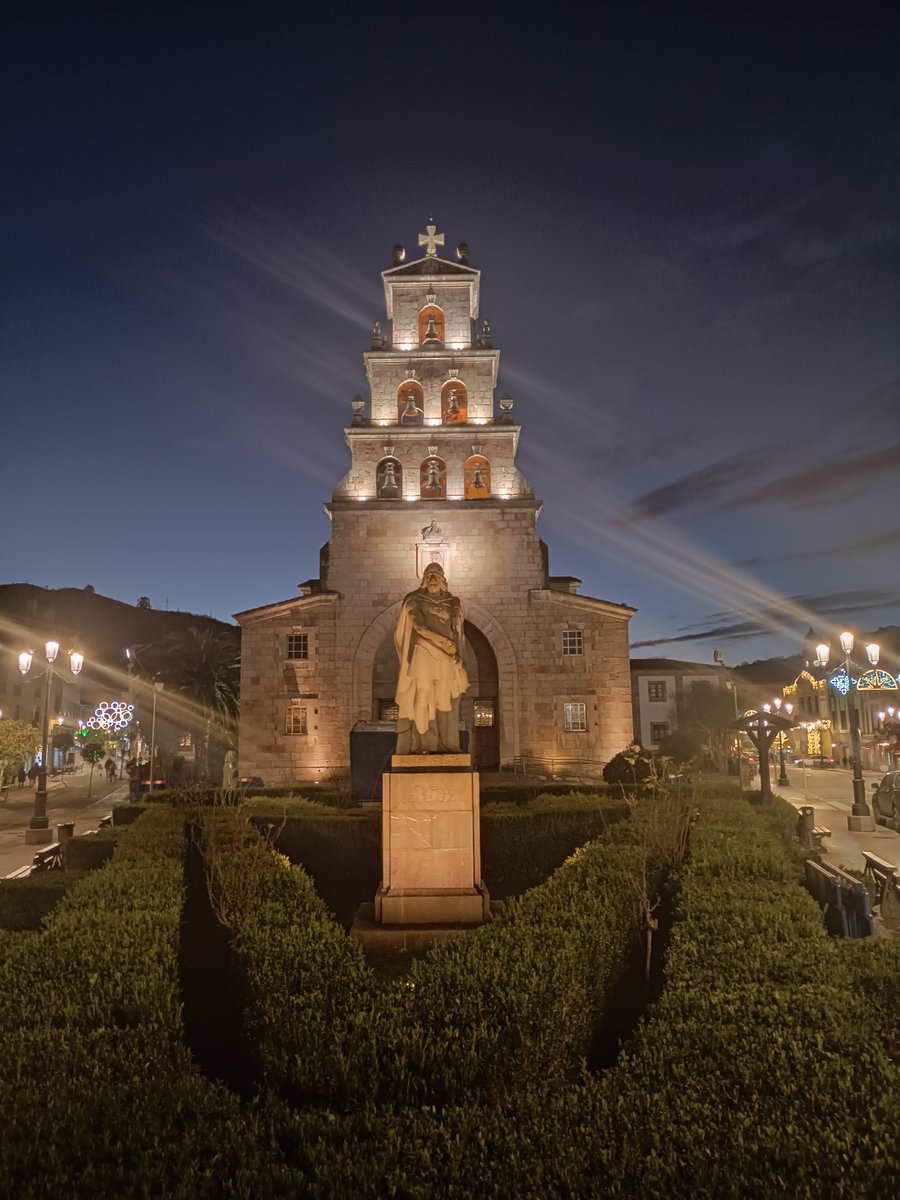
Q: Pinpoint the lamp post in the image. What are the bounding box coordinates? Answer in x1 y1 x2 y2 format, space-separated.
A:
772 697 793 786
18 641 84 845
815 632 878 832
876 707 899 770
148 680 163 793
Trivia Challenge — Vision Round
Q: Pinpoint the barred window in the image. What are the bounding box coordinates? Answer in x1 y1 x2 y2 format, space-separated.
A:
650 723 669 744
285 706 308 735
287 633 308 660
562 630 584 656
647 681 667 702
563 702 587 732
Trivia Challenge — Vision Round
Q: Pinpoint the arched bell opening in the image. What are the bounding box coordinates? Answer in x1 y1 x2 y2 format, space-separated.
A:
464 454 491 498
420 456 446 499
418 305 445 347
441 380 468 424
375 457 402 499
397 381 424 425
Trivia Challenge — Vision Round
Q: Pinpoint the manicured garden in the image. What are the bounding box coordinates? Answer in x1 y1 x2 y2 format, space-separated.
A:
0 787 897 1196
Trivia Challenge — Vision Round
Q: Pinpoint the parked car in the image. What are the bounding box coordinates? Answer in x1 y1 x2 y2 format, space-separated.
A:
792 755 835 768
872 770 900 827
239 775 265 788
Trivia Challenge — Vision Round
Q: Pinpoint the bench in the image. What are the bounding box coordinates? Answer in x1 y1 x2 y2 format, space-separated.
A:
99 813 113 829
30 842 65 873
5 865 33 880
796 806 831 850
862 851 899 908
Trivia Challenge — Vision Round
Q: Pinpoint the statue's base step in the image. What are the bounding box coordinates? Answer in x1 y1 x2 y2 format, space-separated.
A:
350 899 500 953
374 884 490 926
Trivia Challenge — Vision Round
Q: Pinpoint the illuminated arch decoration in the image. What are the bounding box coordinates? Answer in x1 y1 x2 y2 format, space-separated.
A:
418 305 445 346
397 381 424 425
464 454 491 498
87 701 135 733
420 456 446 499
375 457 402 499
857 668 898 691
441 380 468 424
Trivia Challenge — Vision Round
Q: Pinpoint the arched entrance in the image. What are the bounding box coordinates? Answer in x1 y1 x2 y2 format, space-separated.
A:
368 617 500 769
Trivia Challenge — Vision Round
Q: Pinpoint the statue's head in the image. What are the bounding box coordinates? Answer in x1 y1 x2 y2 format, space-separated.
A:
421 562 447 594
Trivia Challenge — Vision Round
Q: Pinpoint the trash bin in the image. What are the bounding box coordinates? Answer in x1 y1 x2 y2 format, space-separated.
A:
56 821 75 841
797 806 815 848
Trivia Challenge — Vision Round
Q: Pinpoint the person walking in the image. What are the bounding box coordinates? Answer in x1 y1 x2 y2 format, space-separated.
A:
17 766 26 788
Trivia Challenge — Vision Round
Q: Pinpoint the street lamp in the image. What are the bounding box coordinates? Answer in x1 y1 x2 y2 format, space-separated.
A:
18 641 84 844
148 680 164 793
876 707 899 770
772 697 794 786
815 632 879 831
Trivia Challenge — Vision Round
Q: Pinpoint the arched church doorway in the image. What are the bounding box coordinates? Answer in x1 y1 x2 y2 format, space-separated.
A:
370 618 500 769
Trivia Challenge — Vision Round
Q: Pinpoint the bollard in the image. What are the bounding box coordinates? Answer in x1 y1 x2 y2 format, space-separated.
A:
56 821 75 841
797 806 815 849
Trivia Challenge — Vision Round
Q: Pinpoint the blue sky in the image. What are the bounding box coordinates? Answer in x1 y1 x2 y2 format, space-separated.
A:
3 3 898 666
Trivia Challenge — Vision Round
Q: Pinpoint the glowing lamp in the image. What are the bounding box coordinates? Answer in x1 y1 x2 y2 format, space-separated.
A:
18 650 33 675
45 640 59 664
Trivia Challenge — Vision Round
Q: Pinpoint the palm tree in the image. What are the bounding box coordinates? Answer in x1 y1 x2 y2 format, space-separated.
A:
155 627 240 781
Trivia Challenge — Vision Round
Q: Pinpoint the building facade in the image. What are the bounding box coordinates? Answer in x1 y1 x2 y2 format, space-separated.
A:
236 227 636 785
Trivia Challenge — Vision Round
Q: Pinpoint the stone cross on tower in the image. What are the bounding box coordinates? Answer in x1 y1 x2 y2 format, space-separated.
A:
418 223 444 256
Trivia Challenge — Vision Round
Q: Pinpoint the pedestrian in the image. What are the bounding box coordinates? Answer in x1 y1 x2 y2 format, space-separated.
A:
27 764 38 783
17 766 26 788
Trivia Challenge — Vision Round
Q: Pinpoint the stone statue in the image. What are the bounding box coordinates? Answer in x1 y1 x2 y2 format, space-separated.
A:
394 563 469 754
222 749 239 792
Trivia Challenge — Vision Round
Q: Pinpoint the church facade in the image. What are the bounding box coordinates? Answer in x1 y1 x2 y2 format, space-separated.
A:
236 227 635 785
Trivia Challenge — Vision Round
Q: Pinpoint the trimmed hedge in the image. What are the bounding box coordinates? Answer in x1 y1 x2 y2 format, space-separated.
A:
0 871 89 931
2 789 897 1196
0 807 291 1196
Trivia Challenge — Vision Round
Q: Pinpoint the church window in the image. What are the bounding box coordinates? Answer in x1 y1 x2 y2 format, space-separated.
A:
562 630 583 656
379 700 400 720
418 305 445 346
441 380 468 423
376 457 402 498
420 457 446 499
650 722 669 744
285 705 308 735
463 455 490 498
287 634 309 660
563 702 587 732
647 681 667 702
397 381 424 425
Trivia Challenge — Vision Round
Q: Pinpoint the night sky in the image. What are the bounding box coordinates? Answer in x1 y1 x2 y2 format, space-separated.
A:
4 4 898 665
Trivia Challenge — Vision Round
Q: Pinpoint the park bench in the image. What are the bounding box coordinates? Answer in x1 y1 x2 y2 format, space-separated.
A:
862 851 900 933
30 843 65 873
5 865 33 879
796 805 831 851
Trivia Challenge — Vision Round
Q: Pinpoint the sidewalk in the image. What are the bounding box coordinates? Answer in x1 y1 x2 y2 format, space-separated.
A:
0 772 131 877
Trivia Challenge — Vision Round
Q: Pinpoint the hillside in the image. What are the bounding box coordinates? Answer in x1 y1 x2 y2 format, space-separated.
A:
0 583 238 669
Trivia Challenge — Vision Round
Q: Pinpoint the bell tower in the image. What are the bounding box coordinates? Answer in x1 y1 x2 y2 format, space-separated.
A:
331 222 533 516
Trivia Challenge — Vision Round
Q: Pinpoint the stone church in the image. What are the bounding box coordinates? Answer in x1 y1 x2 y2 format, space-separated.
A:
236 226 635 785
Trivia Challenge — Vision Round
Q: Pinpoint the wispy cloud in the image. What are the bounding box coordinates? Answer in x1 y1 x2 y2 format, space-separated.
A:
630 588 900 650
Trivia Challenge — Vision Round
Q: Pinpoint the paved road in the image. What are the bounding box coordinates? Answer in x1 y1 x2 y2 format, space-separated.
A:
0 770 130 876
771 763 900 874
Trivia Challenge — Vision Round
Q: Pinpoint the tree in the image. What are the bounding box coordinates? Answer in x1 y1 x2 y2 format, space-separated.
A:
674 683 735 771
154 627 240 781
137 596 151 608
0 720 39 791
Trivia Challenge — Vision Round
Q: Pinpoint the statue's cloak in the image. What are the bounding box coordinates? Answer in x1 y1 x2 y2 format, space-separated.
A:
395 588 469 734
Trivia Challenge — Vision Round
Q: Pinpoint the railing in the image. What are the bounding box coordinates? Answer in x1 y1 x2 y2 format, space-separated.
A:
503 756 605 780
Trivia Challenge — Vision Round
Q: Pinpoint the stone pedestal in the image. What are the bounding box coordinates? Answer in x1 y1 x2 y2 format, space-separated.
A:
374 753 489 926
